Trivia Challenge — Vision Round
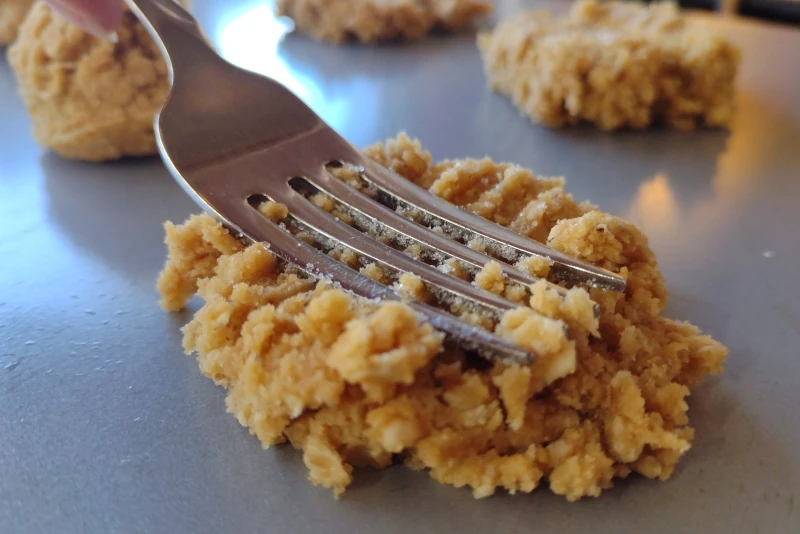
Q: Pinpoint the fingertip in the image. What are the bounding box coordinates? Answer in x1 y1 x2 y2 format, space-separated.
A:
96 0 126 32
48 0 125 37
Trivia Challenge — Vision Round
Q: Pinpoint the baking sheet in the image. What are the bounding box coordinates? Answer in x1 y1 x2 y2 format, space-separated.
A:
1 1 798 532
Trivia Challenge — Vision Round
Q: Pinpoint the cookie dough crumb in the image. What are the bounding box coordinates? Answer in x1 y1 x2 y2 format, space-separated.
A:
0 0 33 45
478 0 741 130
277 0 493 44
8 3 170 161
158 133 728 500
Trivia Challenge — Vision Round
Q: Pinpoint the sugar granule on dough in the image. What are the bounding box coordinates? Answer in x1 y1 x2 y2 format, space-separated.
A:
158 133 727 500
277 0 492 44
8 3 171 161
478 0 741 131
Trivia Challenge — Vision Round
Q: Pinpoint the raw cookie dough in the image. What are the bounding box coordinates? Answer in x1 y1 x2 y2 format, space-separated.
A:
158 134 727 500
478 0 741 130
0 0 33 45
8 2 170 161
277 0 493 44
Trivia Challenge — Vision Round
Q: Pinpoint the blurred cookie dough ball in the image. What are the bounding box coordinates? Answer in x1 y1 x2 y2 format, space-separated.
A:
8 2 170 161
277 0 492 44
478 1 740 131
0 0 34 45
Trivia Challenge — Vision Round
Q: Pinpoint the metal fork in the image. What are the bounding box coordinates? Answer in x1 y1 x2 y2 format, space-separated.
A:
125 0 626 365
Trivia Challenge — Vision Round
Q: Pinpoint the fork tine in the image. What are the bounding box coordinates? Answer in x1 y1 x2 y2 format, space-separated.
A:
125 0 571 367
356 158 627 292
212 195 533 365
304 168 570 297
283 183 523 317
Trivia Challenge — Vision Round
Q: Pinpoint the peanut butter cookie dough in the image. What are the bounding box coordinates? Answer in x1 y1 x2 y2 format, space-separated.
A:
158 134 727 500
8 2 170 161
277 0 493 44
478 0 741 131
0 0 33 45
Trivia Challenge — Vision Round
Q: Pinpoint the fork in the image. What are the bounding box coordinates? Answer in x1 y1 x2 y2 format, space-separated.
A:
125 0 626 365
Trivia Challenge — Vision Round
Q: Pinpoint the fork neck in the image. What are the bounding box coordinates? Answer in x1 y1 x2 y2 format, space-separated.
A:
123 0 218 83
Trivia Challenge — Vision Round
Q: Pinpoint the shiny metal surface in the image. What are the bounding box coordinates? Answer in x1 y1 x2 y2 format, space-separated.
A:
1 2 799 532
125 0 624 365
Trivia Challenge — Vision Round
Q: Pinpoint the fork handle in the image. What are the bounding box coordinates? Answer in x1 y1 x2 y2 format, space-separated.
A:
123 0 217 82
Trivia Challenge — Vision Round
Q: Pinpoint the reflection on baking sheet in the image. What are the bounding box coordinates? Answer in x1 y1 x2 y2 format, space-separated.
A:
215 5 306 100
627 174 679 232
212 4 369 136
714 91 791 197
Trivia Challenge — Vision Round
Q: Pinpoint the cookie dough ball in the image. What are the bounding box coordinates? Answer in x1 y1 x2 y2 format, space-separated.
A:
479 0 741 130
8 2 170 161
158 134 728 500
277 0 493 44
0 0 33 45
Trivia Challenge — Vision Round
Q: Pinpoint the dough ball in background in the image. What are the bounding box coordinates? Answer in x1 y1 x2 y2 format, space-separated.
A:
477 0 740 131
0 0 34 45
8 2 170 162
277 0 493 44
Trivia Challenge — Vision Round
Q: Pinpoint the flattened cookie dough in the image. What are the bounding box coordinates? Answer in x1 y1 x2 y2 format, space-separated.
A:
478 0 741 130
158 134 727 500
0 0 33 45
8 2 169 161
277 0 493 44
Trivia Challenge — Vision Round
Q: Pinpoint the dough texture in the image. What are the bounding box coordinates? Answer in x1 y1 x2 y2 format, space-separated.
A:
158 134 727 500
0 0 33 45
8 2 170 161
277 0 492 44
478 0 741 130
